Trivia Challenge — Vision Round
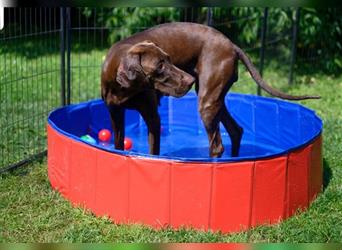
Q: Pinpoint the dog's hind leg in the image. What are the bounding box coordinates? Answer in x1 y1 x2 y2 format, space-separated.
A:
219 59 242 157
199 105 224 158
197 82 225 158
196 46 240 158
220 104 243 157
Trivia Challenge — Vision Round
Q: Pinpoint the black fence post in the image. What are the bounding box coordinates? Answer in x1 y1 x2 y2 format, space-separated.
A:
66 7 71 105
258 7 268 96
207 7 213 26
182 8 192 22
180 8 185 21
60 7 66 106
289 8 300 85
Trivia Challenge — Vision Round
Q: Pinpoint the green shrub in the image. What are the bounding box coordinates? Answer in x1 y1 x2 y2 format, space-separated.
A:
83 7 342 74
83 7 180 43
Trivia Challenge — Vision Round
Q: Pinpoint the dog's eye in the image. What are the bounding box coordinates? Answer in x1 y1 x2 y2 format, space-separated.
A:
156 63 164 73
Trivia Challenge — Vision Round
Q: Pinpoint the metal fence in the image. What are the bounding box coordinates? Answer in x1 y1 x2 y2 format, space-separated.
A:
0 7 312 172
0 8 62 172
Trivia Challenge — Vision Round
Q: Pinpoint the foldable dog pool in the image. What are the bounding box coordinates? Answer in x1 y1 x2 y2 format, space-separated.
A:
47 92 323 233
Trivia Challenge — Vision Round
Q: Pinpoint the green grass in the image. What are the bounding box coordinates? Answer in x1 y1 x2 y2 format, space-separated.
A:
1 36 342 242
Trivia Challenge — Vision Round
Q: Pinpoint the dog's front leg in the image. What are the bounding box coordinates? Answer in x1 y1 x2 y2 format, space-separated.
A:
138 106 160 155
108 105 125 150
144 111 160 155
134 92 161 155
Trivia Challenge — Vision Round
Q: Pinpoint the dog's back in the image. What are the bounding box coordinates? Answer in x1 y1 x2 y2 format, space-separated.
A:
115 22 234 67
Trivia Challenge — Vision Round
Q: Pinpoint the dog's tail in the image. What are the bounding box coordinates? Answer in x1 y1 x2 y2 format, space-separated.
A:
233 44 320 100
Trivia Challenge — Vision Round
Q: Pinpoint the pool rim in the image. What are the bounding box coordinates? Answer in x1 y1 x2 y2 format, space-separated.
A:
47 92 323 163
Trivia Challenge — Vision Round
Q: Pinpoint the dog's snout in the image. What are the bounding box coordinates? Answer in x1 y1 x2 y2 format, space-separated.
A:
182 74 195 86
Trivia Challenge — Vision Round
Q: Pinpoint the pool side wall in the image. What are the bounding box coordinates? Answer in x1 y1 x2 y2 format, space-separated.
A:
47 124 322 233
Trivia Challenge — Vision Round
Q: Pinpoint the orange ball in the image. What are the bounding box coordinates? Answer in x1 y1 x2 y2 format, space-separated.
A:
124 137 133 150
98 129 112 142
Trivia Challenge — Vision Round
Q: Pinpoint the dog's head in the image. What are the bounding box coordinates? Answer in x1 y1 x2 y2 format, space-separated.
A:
116 41 195 97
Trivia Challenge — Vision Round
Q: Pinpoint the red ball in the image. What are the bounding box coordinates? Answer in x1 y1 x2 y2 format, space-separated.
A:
124 137 133 150
98 129 112 142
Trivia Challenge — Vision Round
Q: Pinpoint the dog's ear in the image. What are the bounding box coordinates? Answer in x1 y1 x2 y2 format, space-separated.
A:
116 52 144 88
116 41 156 88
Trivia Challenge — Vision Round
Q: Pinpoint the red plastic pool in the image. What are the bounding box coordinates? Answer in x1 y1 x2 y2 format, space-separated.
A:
47 92 323 233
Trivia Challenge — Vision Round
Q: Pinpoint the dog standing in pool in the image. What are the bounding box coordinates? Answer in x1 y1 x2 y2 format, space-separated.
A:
101 22 320 158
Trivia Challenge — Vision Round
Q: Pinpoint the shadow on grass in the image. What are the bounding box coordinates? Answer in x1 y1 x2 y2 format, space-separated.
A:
0 156 45 179
323 157 332 191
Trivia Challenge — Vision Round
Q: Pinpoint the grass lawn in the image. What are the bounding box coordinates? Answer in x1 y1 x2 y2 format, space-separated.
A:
1 36 342 242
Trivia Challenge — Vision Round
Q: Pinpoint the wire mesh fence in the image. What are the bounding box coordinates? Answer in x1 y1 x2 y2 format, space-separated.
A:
0 7 328 172
0 8 62 171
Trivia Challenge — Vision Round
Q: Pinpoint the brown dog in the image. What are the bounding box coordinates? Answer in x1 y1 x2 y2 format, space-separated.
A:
101 22 319 158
